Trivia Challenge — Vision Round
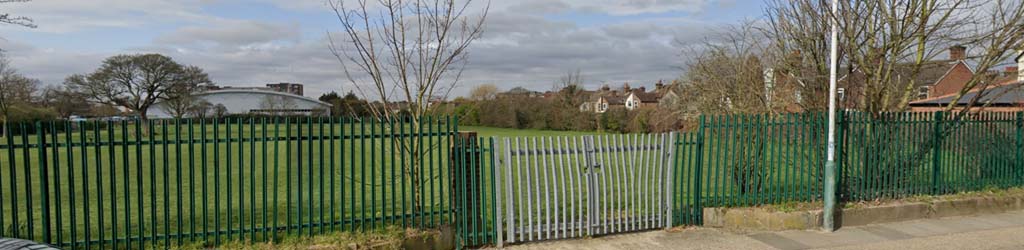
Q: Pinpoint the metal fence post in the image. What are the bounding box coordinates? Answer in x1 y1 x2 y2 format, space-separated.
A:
836 111 846 200
494 137 504 248
36 122 51 244
931 111 945 195
582 135 597 236
451 131 482 246
1017 112 1023 186
664 132 677 229
694 116 705 225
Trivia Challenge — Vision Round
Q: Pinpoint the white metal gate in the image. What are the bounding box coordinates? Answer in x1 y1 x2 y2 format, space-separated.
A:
494 133 676 246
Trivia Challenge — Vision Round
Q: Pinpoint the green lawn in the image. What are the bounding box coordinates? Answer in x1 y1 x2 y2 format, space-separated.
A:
460 126 600 138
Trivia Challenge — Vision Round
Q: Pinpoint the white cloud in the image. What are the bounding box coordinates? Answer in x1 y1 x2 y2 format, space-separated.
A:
493 0 714 16
156 20 302 47
0 0 211 33
1 0 750 99
253 0 716 16
561 0 712 15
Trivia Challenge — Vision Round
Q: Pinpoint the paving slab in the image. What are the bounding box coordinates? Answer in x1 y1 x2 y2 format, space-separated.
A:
491 211 1024 250
858 225 914 241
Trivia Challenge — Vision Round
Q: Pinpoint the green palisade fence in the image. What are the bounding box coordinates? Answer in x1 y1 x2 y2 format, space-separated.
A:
451 134 498 248
0 116 470 249
670 111 1024 228
3 111 1024 248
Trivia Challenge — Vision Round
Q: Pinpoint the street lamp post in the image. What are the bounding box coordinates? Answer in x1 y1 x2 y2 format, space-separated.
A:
824 0 840 233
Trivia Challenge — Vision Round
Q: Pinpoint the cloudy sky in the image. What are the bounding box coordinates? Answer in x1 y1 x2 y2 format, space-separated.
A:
0 0 765 98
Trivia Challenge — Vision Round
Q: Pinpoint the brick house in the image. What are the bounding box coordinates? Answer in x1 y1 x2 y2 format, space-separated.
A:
834 46 977 110
908 50 1024 112
908 56 1024 111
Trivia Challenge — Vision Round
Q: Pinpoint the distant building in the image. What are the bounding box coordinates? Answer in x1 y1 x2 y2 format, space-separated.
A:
266 82 304 96
147 89 331 118
497 87 543 99
580 83 670 113
203 82 306 96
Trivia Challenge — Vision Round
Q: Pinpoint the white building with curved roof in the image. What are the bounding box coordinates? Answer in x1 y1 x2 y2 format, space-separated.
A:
147 89 332 118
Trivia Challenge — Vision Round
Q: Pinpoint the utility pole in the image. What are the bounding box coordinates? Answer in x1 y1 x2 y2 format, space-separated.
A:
823 0 839 233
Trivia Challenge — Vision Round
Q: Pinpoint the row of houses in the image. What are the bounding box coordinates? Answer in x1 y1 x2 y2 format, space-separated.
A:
512 46 1023 116
833 46 1024 112
732 46 1024 113
578 82 679 113
492 81 680 114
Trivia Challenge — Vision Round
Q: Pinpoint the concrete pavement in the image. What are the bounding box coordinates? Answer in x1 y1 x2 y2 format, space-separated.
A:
491 210 1024 250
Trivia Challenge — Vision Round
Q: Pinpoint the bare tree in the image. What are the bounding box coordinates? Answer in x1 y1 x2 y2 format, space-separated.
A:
328 0 489 219
554 69 588 107
555 69 584 91
677 24 799 116
329 0 488 118
0 0 35 28
161 66 213 118
41 85 90 118
188 100 213 119
259 95 298 116
0 53 40 124
762 0 1024 196
212 104 228 118
468 84 498 101
65 54 211 123
764 0 1024 115
673 24 807 193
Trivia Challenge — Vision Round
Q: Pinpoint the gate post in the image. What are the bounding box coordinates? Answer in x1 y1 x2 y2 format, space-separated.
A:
694 116 706 225
931 111 945 195
451 131 483 246
664 132 678 229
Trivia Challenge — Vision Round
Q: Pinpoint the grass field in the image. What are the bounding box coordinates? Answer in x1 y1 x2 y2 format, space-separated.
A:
459 126 600 138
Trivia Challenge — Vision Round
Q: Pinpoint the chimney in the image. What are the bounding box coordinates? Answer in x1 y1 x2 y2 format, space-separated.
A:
639 86 647 92
949 46 967 61
1018 50 1024 82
